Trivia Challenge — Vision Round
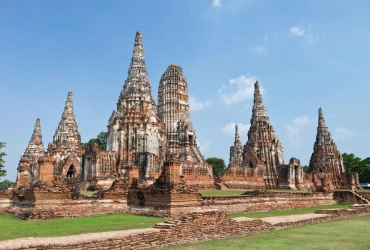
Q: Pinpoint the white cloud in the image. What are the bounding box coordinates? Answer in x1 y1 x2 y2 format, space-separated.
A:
247 45 267 54
189 96 213 111
286 115 310 148
218 74 258 105
334 128 356 141
289 26 305 37
289 24 318 44
222 122 250 137
197 139 211 152
286 125 301 146
293 115 309 127
212 0 221 8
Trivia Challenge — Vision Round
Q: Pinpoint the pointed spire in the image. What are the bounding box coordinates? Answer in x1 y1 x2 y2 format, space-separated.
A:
251 81 269 124
120 31 152 103
61 92 75 123
315 107 334 146
24 118 45 159
52 92 81 146
318 107 326 127
234 125 242 147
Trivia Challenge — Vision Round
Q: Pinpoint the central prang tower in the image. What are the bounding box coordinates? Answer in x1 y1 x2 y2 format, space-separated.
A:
106 31 166 180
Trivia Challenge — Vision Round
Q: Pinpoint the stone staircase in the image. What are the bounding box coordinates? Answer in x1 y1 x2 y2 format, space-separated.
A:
215 182 229 190
154 220 182 230
353 191 370 204
190 146 203 162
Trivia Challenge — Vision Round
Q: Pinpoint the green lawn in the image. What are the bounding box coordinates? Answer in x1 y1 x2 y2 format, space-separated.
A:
0 213 165 241
163 215 370 250
199 189 247 196
229 203 350 218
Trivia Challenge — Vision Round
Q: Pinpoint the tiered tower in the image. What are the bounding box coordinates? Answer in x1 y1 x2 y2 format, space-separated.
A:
24 118 45 161
106 31 166 180
308 108 345 190
48 92 84 178
228 125 243 167
23 118 45 183
243 81 284 189
158 64 204 162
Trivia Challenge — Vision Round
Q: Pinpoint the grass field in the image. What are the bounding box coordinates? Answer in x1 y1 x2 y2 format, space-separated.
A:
164 215 370 250
229 203 350 218
199 189 246 196
0 213 165 241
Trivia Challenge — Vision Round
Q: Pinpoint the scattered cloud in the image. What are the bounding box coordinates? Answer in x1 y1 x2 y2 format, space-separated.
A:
218 74 258 105
289 26 305 37
222 122 250 137
286 115 310 147
289 24 318 44
189 96 213 111
212 0 221 8
197 139 211 152
247 45 267 54
334 128 356 141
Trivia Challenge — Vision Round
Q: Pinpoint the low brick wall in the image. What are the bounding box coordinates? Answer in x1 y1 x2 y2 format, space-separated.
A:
3 206 370 250
199 192 335 214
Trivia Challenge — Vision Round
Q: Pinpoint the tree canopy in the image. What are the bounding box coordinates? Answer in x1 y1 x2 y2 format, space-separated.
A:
206 157 226 176
0 142 6 180
342 153 370 183
82 131 108 151
0 179 14 191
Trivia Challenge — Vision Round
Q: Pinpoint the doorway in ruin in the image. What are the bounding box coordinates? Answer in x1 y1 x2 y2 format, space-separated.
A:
67 164 76 178
294 165 300 187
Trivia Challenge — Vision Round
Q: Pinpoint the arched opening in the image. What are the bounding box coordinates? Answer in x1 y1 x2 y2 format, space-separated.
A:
294 165 299 186
67 164 76 178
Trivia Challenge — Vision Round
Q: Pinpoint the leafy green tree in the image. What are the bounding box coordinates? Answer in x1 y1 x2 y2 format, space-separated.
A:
206 157 226 176
0 179 14 191
0 142 6 180
342 153 370 183
84 131 108 151
303 165 309 174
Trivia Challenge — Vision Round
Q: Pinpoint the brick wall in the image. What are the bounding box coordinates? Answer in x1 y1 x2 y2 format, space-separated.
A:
3 206 370 249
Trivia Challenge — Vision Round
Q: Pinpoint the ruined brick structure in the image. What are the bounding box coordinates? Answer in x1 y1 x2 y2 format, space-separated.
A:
157 64 214 188
47 92 84 179
106 31 166 183
14 118 45 189
308 108 360 190
222 81 286 189
228 125 244 167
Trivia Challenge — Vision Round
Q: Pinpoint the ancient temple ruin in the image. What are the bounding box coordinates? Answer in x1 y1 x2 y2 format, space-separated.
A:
157 64 213 188
308 108 360 190
106 31 166 182
8 31 364 221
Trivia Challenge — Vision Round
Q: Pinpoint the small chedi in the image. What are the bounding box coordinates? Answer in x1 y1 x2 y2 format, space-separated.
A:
308 108 360 191
5 31 362 220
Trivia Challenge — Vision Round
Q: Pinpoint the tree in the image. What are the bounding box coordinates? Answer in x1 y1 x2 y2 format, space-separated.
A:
0 142 6 180
0 179 14 191
206 157 226 176
303 165 309 174
342 153 370 183
83 131 108 151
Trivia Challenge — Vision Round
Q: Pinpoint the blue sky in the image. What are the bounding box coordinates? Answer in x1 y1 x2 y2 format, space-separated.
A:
1 0 370 181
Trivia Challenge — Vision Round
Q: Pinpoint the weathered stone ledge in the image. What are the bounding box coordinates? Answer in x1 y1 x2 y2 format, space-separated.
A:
1 205 370 250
